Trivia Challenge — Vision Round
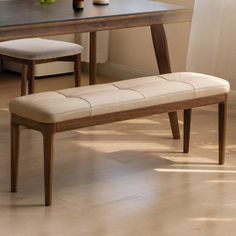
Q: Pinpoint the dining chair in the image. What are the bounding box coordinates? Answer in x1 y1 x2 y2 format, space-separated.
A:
0 38 83 96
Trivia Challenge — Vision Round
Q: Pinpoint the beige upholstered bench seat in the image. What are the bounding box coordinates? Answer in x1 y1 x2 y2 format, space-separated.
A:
0 38 83 60
9 72 230 206
9 72 230 123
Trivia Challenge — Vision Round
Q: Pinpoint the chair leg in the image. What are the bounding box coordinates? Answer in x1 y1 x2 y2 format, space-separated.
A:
219 100 227 165
21 64 28 96
42 125 55 206
11 116 20 193
168 112 181 139
183 109 192 153
74 54 82 87
28 61 35 94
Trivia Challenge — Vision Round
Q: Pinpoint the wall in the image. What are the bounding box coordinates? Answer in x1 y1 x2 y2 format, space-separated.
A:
108 0 195 76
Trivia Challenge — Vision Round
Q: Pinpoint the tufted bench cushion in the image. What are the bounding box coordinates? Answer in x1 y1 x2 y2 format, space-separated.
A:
9 72 230 123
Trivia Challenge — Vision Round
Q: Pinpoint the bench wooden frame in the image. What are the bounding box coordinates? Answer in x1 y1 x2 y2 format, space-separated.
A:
10 93 228 206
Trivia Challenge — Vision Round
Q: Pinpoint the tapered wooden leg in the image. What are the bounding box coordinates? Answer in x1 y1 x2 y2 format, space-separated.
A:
74 54 82 87
168 112 181 140
219 99 227 165
11 116 20 193
150 24 180 139
183 109 192 153
28 61 35 94
21 64 28 96
89 32 97 85
42 125 56 206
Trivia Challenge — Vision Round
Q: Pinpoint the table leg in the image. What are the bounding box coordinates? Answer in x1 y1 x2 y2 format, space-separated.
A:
89 32 97 85
150 24 180 139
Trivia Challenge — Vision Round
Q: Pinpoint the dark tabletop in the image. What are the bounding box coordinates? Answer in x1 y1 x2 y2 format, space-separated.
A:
0 0 183 27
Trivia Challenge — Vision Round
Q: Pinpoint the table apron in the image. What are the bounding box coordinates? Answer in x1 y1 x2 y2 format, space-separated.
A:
0 10 192 41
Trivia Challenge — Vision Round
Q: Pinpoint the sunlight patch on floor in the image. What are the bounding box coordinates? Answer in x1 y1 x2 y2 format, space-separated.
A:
161 156 213 163
70 140 172 153
154 168 236 173
171 164 219 168
200 144 236 151
206 180 236 183
76 130 127 135
188 218 236 222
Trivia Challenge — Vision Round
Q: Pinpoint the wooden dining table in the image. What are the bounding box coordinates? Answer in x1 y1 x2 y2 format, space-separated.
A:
0 0 192 139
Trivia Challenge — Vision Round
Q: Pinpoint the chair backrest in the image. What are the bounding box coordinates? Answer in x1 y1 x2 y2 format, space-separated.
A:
187 0 236 88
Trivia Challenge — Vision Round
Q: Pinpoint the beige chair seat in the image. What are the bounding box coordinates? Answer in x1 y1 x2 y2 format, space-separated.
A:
9 72 230 124
0 38 83 60
0 38 83 96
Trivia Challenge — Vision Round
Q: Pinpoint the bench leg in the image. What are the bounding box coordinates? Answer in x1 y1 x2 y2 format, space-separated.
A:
168 112 181 140
183 109 192 153
11 118 20 192
219 101 227 165
150 24 180 140
74 54 82 87
42 125 55 206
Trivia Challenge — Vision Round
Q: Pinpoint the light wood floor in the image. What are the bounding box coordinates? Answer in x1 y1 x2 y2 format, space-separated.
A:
1 72 236 236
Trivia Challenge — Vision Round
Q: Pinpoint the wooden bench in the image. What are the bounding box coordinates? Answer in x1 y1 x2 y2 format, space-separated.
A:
9 72 230 206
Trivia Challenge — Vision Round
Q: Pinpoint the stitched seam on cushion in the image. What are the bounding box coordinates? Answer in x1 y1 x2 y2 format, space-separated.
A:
111 84 146 99
190 86 229 91
90 89 196 110
54 92 146 111
56 86 119 97
55 91 93 108
56 86 197 110
158 76 229 93
158 75 197 96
